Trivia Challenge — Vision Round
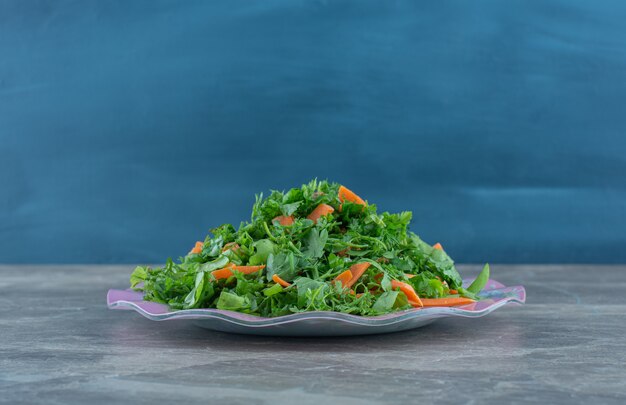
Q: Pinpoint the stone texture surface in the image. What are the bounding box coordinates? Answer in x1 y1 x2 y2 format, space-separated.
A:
1 265 625 404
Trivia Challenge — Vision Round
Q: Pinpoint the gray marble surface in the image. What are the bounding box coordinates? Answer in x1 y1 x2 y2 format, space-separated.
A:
1 265 625 404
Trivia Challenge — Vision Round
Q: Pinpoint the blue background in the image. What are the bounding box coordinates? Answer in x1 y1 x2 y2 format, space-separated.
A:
1 0 625 264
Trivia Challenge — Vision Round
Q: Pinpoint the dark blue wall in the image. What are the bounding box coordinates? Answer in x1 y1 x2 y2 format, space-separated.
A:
2 0 625 264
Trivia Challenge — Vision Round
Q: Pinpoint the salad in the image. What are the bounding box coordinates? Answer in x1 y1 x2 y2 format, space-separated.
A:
129 180 490 317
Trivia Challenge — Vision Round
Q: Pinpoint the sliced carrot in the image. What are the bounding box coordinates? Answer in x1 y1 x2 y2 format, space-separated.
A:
211 264 265 280
209 262 235 278
211 268 234 280
222 242 241 253
448 289 458 294
345 262 371 288
272 215 294 226
306 203 335 223
338 185 366 211
344 289 366 298
232 265 265 274
391 280 423 307
420 297 475 307
433 242 443 250
272 274 291 287
338 185 366 205
190 241 204 254
333 270 353 288
336 248 349 257
346 289 366 298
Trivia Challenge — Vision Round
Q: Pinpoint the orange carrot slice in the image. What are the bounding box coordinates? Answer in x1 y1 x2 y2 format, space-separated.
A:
348 290 364 298
211 264 265 280
338 185 366 205
448 289 458 294
420 297 475 307
189 241 204 254
333 270 353 288
345 262 372 288
306 203 335 223
338 185 366 211
221 242 241 253
272 274 291 287
391 280 423 307
272 215 294 226
336 248 349 257
433 242 443 250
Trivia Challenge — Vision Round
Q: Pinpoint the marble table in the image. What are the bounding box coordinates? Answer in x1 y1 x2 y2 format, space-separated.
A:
1 265 625 404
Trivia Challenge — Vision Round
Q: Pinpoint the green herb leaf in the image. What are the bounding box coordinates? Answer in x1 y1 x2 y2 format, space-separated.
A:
302 228 328 259
407 272 445 298
130 266 148 290
184 272 204 308
199 256 230 273
281 201 302 216
264 283 284 297
249 239 276 265
467 263 490 295
216 291 251 311
381 273 392 292
294 277 328 307
372 291 399 312
393 291 409 309
266 251 299 282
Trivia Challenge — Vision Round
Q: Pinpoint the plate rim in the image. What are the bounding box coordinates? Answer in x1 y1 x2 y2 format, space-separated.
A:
107 279 526 327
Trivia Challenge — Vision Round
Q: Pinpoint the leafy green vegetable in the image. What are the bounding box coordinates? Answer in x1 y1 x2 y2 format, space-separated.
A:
294 277 328 308
266 251 298 282
130 266 147 290
372 291 399 312
467 263 490 295
393 291 410 309
130 180 492 317
216 291 251 311
249 239 276 265
199 256 230 273
407 272 445 298
281 201 302 216
184 271 215 309
263 283 284 297
302 228 328 259
380 272 392 292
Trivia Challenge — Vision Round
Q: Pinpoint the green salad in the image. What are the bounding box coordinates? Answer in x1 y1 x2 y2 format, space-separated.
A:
130 180 490 317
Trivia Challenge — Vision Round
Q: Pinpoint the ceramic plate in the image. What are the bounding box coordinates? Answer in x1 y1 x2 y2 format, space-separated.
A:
107 278 525 336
